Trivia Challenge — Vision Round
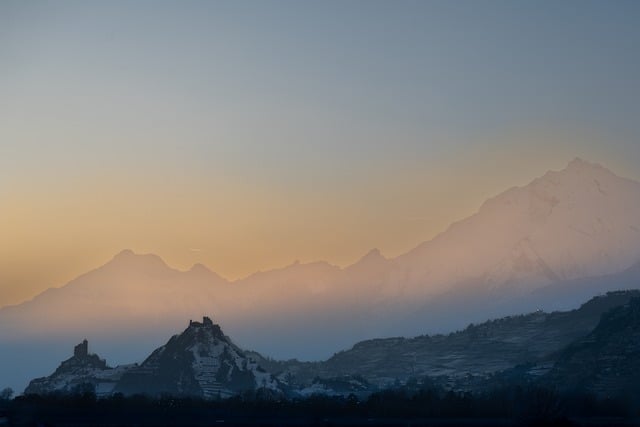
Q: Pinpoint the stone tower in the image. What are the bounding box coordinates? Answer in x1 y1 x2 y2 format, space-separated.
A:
74 339 88 358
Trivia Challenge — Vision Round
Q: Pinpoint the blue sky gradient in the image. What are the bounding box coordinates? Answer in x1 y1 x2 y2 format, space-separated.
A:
1 0 639 303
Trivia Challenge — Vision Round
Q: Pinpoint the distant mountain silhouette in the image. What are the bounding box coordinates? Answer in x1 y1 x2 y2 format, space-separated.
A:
2 158 640 393
394 158 640 295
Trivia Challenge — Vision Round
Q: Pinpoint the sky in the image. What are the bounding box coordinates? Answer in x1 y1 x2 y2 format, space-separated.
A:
1 0 640 306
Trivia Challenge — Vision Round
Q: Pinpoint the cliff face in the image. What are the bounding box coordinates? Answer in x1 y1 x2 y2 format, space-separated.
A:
114 317 281 398
24 340 131 396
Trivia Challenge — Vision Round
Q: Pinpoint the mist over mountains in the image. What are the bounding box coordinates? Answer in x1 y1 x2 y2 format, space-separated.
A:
2 158 640 393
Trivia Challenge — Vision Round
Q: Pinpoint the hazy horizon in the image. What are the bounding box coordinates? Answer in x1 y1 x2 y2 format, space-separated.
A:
0 156 636 309
3 1 640 306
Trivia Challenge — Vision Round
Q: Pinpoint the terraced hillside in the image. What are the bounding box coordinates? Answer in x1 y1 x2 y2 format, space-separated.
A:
546 297 640 398
258 291 640 389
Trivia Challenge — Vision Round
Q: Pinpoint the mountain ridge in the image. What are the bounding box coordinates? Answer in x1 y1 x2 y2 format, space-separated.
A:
3 158 639 310
2 157 640 393
23 290 640 399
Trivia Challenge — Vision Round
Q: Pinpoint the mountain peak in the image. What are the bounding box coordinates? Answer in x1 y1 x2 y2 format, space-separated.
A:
564 157 606 174
188 316 217 329
347 248 387 271
568 156 589 166
188 263 215 276
108 249 169 270
24 339 112 395
115 316 281 398
113 249 135 259
182 317 229 347
362 248 385 262
186 316 228 339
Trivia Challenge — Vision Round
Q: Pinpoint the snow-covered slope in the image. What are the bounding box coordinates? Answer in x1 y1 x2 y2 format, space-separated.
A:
114 317 281 398
396 158 640 297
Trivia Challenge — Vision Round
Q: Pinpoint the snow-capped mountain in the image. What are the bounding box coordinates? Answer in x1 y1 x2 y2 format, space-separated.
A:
115 317 280 398
395 158 640 297
2 158 640 393
0 250 231 339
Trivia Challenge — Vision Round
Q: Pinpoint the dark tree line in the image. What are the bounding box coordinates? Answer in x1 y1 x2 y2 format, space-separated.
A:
2 384 638 426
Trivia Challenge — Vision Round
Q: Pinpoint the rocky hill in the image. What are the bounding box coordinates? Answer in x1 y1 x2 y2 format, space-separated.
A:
23 291 640 399
24 340 132 396
114 317 281 398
